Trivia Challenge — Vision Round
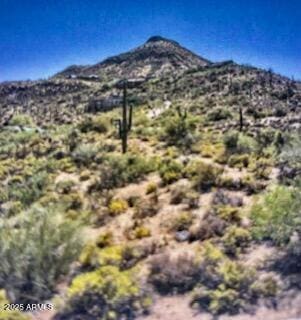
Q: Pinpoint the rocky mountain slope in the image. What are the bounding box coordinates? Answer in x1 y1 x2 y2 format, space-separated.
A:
0 36 300 131
55 36 210 80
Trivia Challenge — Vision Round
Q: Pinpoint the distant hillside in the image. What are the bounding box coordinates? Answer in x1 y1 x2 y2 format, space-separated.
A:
0 36 300 130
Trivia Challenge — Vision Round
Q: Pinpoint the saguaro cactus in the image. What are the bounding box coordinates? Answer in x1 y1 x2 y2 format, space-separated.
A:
239 106 244 132
113 79 133 153
175 105 189 138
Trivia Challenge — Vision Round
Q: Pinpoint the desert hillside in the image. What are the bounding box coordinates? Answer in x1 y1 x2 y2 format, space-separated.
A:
0 37 301 320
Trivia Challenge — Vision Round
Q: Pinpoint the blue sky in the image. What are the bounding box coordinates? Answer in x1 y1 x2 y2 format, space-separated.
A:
0 0 300 81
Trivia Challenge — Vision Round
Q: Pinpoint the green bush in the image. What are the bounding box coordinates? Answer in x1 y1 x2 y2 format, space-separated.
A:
170 183 191 204
108 199 128 216
7 171 49 207
251 185 301 245
171 212 194 232
228 154 250 168
159 159 184 185
223 131 239 151
241 174 266 195
280 135 301 168
192 245 257 315
192 285 241 315
94 153 156 191
215 205 242 224
0 207 82 304
79 116 109 133
133 226 151 239
65 266 150 319
224 131 258 154
206 107 232 121
252 158 272 180
162 108 197 147
72 143 99 166
145 182 158 194
222 226 251 256
186 160 222 191
9 114 34 127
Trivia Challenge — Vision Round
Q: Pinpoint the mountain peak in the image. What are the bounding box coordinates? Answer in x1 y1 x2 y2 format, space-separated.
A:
145 36 179 45
55 37 210 80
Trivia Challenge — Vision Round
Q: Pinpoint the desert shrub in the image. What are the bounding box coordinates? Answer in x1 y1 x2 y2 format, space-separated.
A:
279 135 301 183
212 190 243 207
189 214 226 241
192 243 257 315
192 285 240 315
159 159 184 185
80 241 153 271
7 171 49 207
149 253 200 294
170 184 199 208
71 143 99 166
79 116 109 133
57 157 76 173
228 154 250 168
215 205 242 224
65 266 150 320
170 183 188 204
206 107 232 121
133 226 151 239
4 201 23 217
236 134 258 154
80 244 123 269
170 182 189 203
241 174 266 195
108 198 128 216
9 114 34 127
256 128 280 154
223 131 239 151
0 207 82 304
251 185 301 245
133 198 159 219
94 153 156 191
164 146 180 159
222 226 251 256
200 142 225 160
121 243 156 269
145 182 158 195
224 131 258 155
171 212 194 232
185 160 222 191
79 243 98 267
162 108 197 147
251 158 272 180
60 192 83 211
97 246 125 268
250 275 278 298
184 191 200 209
